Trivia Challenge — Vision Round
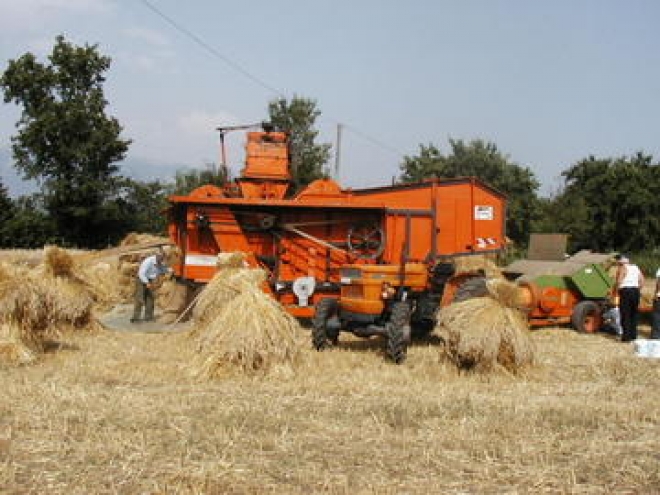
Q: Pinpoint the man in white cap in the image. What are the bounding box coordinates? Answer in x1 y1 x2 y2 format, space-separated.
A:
614 254 644 342
131 251 169 323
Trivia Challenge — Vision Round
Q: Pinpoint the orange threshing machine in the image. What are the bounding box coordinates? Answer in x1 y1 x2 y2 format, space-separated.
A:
167 125 507 359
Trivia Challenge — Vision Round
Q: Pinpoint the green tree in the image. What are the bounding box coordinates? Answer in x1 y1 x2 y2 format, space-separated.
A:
400 139 540 245
268 96 331 188
0 178 15 247
170 166 227 196
116 178 170 235
1 35 131 248
552 153 660 252
2 193 58 248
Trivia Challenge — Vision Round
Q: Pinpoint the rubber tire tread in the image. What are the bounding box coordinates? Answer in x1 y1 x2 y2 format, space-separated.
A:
571 300 601 333
386 301 411 364
312 298 338 350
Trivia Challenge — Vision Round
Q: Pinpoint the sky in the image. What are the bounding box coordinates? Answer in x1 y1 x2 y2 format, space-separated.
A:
1 0 659 197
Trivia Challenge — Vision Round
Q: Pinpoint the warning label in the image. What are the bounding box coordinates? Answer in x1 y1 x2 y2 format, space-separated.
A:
474 205 494 220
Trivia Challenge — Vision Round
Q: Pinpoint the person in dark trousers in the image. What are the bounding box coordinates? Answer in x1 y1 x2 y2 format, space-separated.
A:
131 251 169 323
614 255 645 342
652 267 660 340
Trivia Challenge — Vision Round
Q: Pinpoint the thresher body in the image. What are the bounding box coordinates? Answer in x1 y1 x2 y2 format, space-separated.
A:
167 130 506 317
168 178 505 316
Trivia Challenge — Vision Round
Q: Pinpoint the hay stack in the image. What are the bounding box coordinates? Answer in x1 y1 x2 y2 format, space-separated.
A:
192 252 252 326
0 247 99 366
435 278 534 373
0 277 59 364
453 254 503 279
120 232 169 247
191 252 302 377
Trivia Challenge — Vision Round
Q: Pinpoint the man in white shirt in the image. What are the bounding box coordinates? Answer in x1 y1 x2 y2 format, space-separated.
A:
652 267 660 340
131 251 169 323
615 254 645 342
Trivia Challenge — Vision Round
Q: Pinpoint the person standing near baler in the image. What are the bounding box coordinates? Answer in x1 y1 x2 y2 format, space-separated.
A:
614 255 645 342
651 267 660 340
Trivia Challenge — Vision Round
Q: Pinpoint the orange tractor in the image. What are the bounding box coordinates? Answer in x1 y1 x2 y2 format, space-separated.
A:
167 124 507 361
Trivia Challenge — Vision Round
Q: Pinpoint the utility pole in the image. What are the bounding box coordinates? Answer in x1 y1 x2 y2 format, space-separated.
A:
334 123 343 181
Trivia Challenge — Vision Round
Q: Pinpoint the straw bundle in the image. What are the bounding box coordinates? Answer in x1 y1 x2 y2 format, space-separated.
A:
194 287 302 377
453 254 503 279
0 323 37 365
77 260 125 310
44 245 75 277
435 278 534 373
120 232 168 247
0 246 101 365
0 277 60 364
192 252 253 327
191 251 302 377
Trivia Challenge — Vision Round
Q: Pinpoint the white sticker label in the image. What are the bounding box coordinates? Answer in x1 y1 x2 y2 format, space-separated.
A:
474 205 494 220
184 255 218 267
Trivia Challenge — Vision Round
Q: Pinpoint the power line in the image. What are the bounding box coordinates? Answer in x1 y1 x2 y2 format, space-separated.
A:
139 0 407 161
140 0 285 98
341 123 407 158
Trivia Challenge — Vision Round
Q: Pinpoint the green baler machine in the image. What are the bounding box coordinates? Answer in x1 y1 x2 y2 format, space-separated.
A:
504 251 616 332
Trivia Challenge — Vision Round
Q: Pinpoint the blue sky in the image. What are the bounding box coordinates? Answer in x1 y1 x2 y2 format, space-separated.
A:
1 0 659 197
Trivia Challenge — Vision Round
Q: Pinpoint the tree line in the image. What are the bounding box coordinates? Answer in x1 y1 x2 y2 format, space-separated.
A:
2 36 659 256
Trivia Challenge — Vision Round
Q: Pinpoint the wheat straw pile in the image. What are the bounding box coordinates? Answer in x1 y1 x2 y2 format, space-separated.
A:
0 247 98 365
453 254 503 279
435 278 534 373
191 252 302 378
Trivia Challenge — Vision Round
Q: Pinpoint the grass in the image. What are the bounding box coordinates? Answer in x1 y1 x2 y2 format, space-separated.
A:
2 323 660 494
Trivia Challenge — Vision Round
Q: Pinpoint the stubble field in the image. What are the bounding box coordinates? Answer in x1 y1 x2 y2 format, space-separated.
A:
2 321 660 494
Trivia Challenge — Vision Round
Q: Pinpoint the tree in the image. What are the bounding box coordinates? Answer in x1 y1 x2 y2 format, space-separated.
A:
547 153 660 252
115 178 171 236
399 139 540 245
170 166 227 196
268 96 331 188
1 193 58 248
1 35 131 248
0 179 15 247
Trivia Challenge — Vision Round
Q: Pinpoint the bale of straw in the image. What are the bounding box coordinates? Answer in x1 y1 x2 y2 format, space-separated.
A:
190 252 302 377
0 323 38 366
191 252 254 327
435 278 534 373
120 232 169 246
155 279 190 323
453 255 503 279
193 287 302 377
77 260 125 310
44 245 75 277
0 278 58 354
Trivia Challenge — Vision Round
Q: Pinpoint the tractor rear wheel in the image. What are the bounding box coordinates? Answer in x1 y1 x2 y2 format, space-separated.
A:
386 301 412 364
571 300 603 333
312 298 339 350
452 276 488 303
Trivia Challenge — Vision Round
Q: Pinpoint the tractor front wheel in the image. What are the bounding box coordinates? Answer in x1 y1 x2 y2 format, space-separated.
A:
571 300 603 333
312 298 339 350
386 301 412 364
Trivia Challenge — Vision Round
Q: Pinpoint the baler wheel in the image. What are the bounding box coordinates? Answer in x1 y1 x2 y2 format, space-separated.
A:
312 298 339 350
571 300 603 333
386 301 412 364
